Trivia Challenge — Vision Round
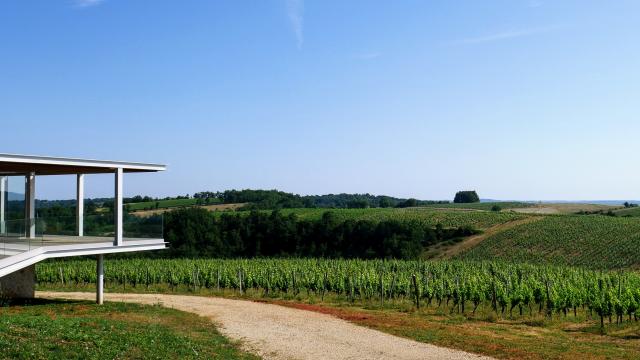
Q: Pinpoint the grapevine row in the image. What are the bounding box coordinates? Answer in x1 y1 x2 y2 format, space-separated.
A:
37 258 640 328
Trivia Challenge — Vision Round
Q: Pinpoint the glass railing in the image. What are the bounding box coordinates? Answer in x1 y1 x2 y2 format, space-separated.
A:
35 213 164 240
0 213 163 258
36 214 113 237
123 214 164 239
0 219 44 258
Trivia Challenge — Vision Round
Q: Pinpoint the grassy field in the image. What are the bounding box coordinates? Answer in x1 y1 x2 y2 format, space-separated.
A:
0 299 257 360
125 198 202 212
421 201 534 211
511 203 621 215
614 207 640 217
457 214 640 269
131 203 245 217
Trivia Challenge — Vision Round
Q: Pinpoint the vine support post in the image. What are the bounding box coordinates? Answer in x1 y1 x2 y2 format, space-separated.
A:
412 274 420 309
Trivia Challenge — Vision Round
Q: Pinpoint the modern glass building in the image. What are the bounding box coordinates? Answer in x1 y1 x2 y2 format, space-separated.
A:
0 153 167 303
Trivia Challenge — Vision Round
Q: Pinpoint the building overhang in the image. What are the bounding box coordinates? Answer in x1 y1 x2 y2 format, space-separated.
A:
0 153 167 175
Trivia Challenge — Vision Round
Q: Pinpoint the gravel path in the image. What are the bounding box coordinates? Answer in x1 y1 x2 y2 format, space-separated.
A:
38 291 492 360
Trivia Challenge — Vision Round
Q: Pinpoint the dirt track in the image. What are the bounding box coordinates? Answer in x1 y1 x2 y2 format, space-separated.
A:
38 291 492 360
434 216 544 259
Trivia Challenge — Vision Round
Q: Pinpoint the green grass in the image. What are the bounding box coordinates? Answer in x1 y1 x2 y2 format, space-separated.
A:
421 201 534 211
0 299 257 360
125 198 200 211
457 214 640 269
613 207 640 217
272 208 527 229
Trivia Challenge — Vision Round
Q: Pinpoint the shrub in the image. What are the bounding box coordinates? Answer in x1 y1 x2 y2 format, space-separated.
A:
454 191 480 204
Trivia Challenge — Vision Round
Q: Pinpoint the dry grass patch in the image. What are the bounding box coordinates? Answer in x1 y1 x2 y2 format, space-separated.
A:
260 298 640 360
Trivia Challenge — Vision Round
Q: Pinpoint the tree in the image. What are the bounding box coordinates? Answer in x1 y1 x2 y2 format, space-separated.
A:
396 198 418 208
347 199 370 209
491 205 502 212
454 191 480 204
378 197 394 208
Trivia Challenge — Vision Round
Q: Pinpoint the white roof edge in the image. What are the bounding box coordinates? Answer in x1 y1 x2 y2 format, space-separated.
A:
0 153 167 171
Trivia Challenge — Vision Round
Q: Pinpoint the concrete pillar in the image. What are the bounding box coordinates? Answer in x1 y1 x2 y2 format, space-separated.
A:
25 173 36 239
0 265 35 299
114 168 123 246
76 174 84 237
0 176 6 235
96 254 104 304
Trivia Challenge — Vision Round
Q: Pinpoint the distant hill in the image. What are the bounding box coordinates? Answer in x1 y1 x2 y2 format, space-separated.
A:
534 200 638 206
6 192 23 201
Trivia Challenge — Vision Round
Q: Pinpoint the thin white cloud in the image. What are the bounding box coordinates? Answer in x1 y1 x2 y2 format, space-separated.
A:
353 52 381 60
528 1 543 8
287 0 304 49
74 0 104 8
461 25 561 44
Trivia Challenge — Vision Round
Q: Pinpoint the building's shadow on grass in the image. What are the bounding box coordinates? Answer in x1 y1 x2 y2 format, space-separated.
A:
1 297 83 307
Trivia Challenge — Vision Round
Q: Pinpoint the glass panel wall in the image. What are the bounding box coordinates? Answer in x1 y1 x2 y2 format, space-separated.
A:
5 175 25 221
0 175 43 256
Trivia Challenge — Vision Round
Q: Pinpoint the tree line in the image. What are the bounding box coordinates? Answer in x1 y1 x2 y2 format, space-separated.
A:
194 189 449 210
162 208 477 259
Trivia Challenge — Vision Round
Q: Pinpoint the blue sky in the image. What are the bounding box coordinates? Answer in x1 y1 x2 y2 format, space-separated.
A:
1 1 639 200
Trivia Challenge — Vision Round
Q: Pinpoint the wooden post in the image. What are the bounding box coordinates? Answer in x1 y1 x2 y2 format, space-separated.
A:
412 274 420 309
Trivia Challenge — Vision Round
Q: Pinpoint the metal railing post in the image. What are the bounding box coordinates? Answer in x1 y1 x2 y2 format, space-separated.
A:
114 168 123 246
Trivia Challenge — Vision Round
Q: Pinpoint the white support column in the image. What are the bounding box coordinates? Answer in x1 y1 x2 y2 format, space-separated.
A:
0 176 6 235
25 172 36 238
114 168 123 246
96 254 104 305
76 174 84 237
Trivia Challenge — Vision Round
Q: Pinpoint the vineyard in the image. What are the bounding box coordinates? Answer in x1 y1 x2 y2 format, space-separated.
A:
273 208 527 229
458 215 640 269
38 258 640 329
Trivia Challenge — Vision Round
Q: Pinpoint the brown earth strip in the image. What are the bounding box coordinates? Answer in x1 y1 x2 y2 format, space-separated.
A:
431 216 545 259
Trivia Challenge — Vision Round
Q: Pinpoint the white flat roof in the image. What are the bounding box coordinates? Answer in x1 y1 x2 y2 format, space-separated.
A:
0 153 167 175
